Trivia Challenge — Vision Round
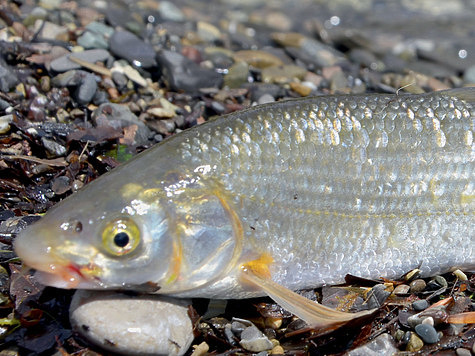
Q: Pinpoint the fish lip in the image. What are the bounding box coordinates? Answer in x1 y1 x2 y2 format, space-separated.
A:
33 262 103 289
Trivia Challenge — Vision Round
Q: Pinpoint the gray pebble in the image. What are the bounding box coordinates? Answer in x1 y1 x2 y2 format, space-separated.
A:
51 176 70 195
92 103 152 146
347 333 397 356
239 324 273 352
75 73 97 105
257 93 276 105
156 50 223 93
85 21 114 37
158 1 185 22
409 279 427 293
77 31 108 49
415 323 439 344
412 299 429 311
455 348 472 356
109 31 157 68
70 290 193 356
464 65 475 84
41 137 67 157
0 61 19 92
50 49 111 72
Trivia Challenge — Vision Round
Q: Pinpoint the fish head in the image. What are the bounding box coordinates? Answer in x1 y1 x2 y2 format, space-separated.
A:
14 166 242 294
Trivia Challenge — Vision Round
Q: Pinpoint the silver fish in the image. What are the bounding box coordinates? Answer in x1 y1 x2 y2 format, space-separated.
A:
14 88 474 325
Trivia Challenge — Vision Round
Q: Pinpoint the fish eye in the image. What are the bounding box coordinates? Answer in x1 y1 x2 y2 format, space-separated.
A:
102 217 141 256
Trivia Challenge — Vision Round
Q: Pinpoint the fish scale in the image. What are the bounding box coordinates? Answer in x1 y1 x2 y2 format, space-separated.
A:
14 89 474 299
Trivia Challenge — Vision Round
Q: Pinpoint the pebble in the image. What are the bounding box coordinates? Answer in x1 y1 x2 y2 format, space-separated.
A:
412 299 429 311
0 62 18 92
109 31 157 68
452 269 468 281
409 279 427 293
234 50 284 69
271 345 284 354
257 93 276 105
347 333 397 356
92 103 152 146
158 1 185 22
0 114 12 134
261 64 307 84
393 284 410 295
41 137 67 157
77 31 109 49
156 50 223 93
464 65 475 84
415 324 439 344
432 275 448 288
455 348 471 356
70 290 193 356
405 332 424 352
75 73 98 105
239 324 273 352
224 61 250 88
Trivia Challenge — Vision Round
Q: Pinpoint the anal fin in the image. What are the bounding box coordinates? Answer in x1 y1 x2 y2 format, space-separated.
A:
240 265 377 331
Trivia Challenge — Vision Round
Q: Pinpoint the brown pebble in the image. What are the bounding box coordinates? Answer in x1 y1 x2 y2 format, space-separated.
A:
234 50 284 69
40 76 51 92
409 279 426 293
393 284 410 295
406 332 424 352
290 82 312 96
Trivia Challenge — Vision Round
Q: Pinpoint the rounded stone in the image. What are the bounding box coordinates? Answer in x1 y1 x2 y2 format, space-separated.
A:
70 290 193 356
405 332 424 352
412 299 429 311
415 324 439 344
393 284 410 295
409 279 427 293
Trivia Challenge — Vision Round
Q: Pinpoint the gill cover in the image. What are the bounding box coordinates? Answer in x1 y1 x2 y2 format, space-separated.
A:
158 172 243 293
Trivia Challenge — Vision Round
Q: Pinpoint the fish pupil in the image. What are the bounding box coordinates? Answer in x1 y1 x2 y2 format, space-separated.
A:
114 232 129 248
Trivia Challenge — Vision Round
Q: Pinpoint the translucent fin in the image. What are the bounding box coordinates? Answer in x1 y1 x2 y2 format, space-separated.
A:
442 87 475 103
240 267 377 329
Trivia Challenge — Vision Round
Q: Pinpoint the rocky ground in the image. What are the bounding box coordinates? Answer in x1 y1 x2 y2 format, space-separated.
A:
0 0 474 355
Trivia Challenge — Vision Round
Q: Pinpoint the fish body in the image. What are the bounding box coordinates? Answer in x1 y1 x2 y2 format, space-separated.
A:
14 89 475 299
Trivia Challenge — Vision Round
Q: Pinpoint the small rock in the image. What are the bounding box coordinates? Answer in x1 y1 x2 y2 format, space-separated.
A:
75 73 98 105
0 61 19 92
415 324 439 344
51 176 71 195
33 20 68 41
109 31 157 68
393 284 410 295
261 65 307 84
347 333 398 356
432 275 448 288
77 31 109 49
234 50 284 69
412 299 429 311
190 341 209 356
452 269 468 281
156 50 223 93
224 61 249 88
239 324 273 352
271 345 284 354
409 279 427 293
290 82 312 96
464 65 475 84
406 332 424 352
455 348 472 356
0 114 12 134
70 290 193 356
258 93 275 105
41 137 67 157
92 103 152 146
158 1 185 22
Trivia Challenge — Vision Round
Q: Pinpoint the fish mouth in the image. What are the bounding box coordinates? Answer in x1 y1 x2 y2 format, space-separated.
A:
33 262 102 289
14 229 102 289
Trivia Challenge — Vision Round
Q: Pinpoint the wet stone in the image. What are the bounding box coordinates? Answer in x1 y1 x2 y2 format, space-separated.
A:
464 65 475 84
51 176 71 195
415 324 439 344
347 333 397 356
0 62 19 92
406 332 424 352
75 73 98 105
92 103 152 146
70 290 193 356
109 31 157 68
41 137 67 157
77 31 108 49
239 324 273 352
393 284 410 295
409 279 427 293
261 64 307 84
158 1 185 22
156 50 223 93
412 299 429 311
455 348 472 356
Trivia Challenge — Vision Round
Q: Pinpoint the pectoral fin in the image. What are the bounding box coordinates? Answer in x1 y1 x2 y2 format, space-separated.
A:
240 264 377 330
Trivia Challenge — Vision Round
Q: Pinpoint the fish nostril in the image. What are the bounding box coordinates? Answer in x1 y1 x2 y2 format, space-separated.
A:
75 221 83 233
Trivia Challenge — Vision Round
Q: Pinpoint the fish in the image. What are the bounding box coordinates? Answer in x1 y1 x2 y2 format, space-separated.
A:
14 88 474 328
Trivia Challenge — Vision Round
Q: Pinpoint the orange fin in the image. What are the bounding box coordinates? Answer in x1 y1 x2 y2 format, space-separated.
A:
240 265 377 330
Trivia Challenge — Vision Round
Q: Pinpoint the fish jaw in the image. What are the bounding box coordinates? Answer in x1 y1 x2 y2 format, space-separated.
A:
14 226 102 289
